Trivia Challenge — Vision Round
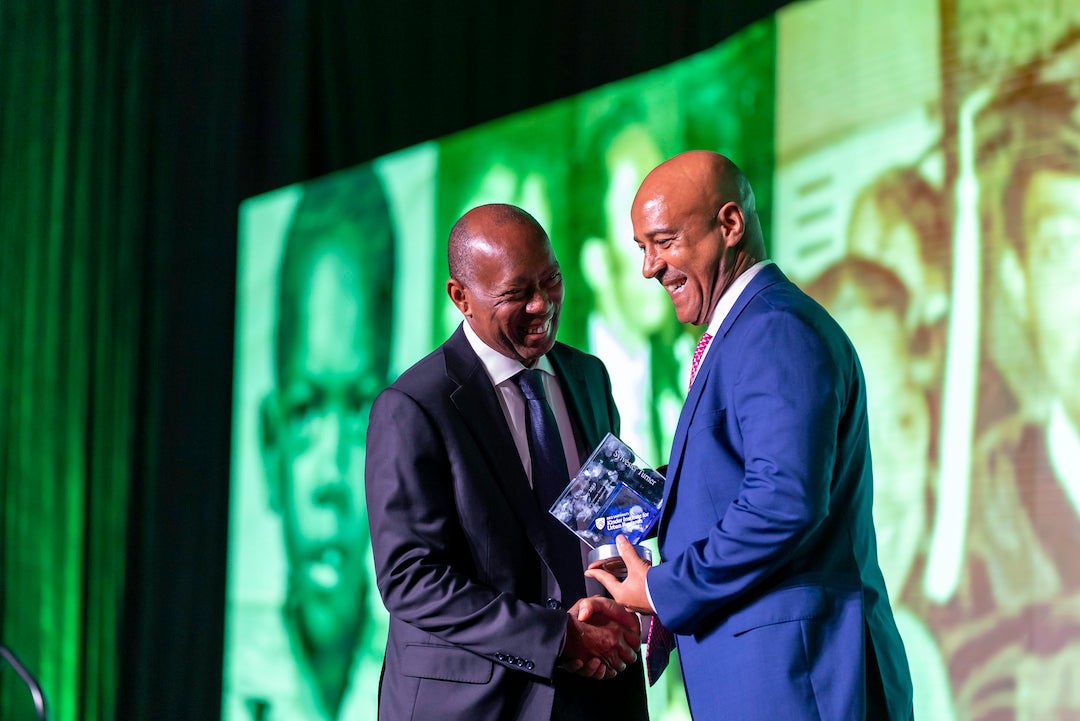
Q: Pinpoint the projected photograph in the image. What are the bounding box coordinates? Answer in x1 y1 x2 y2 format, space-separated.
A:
221 165 397 721
224 0 1080 719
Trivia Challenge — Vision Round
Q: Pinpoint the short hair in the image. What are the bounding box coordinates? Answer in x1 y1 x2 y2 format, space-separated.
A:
848 166 949 272
275 165 396 383
447 203 546 284
805 256 911 323
977 28 1080 259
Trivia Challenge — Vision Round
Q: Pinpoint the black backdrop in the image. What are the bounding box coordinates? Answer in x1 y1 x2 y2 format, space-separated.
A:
1 3 790 719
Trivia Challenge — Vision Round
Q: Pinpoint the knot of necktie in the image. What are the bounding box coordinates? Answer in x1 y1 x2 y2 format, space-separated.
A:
514 368 546 402
689 331 714 389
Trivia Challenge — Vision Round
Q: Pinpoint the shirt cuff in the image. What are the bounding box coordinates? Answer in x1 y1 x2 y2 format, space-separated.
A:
644 569 658 615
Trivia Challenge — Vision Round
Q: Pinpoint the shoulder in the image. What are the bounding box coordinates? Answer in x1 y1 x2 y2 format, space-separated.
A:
374 340 459 415
391 344 450 391
550 341 612 385
551 340 606 370
726 275 860 385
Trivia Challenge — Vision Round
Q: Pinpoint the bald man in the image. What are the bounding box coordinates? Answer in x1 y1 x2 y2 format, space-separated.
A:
589 152 914 720
364 204 648 721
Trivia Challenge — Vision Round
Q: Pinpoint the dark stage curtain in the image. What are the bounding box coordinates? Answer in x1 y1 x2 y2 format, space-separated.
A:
0 2 789 720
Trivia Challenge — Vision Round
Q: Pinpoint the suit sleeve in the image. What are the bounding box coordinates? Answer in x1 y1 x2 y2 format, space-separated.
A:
364 386 568 678
648 309 847 633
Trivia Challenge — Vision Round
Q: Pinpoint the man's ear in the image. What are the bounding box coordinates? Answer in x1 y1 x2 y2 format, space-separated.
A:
717 201 746 248
447 278 471 317
259 393 284 514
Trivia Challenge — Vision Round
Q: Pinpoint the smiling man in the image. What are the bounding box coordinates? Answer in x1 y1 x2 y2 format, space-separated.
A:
364 203 648 721
587 151 913 720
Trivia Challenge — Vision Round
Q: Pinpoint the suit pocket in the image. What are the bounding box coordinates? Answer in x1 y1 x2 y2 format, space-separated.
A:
689 407 726 438
402 643 494 684
729 584 832 637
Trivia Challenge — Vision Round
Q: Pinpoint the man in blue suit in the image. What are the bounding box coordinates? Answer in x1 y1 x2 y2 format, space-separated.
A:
589 151 914 720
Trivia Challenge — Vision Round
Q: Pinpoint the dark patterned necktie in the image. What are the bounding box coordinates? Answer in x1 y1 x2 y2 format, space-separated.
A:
514 368 586 602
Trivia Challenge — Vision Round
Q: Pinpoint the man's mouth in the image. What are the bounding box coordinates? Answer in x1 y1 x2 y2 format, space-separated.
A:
305 545 346 590
663 277 686 297
524 319 551 337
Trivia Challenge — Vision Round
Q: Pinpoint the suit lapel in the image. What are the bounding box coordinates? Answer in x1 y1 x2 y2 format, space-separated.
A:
442 328 575 580
658 367 707 537
659 264 788 538
548 343 602 466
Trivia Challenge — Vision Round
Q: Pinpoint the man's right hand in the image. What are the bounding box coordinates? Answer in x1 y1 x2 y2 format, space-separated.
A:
559 596 640 679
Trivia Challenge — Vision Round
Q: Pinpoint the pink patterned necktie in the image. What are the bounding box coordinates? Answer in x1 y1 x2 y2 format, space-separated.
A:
688 331 713 389
644 332 713 684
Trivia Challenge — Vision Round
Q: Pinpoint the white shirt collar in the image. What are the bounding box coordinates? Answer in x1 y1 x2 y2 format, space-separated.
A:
704 260 772 338
461 319 556 386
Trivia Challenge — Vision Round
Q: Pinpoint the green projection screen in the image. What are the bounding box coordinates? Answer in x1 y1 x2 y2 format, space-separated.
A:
223 1 1080 719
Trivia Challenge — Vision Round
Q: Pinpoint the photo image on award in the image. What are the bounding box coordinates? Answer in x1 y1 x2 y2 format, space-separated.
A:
549 433 664 574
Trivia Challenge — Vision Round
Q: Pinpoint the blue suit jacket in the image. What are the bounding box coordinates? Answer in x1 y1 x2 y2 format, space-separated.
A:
648 264 913 720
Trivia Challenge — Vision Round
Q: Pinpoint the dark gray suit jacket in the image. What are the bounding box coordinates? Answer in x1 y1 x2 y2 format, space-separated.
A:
365 325 648 721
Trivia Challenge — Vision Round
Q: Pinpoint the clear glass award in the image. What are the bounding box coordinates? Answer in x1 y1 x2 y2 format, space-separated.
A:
549 433 665 578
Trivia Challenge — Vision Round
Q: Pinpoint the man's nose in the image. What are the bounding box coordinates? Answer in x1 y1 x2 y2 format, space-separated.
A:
315 409 352 477
525 286 550 313
642 247 664 279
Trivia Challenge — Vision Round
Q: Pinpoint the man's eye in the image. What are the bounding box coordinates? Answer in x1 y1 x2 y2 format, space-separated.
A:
286 398 313 420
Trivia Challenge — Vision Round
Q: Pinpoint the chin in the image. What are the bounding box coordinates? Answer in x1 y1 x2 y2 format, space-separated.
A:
520 338 556 361
301 599 360 649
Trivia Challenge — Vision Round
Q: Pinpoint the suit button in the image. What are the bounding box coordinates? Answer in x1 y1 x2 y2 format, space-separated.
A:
495 653 506 662
516 657 525 667
525 661 535 671
545 598 561 610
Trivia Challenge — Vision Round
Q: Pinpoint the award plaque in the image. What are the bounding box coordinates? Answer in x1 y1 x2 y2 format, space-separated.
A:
549 433 665 578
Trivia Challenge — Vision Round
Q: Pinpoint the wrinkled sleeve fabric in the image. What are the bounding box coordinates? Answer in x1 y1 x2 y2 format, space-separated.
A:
364 386 566 678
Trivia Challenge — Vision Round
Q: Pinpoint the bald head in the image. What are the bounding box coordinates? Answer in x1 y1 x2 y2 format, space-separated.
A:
448 203 549 284
630 151 766 325
634 151 763 253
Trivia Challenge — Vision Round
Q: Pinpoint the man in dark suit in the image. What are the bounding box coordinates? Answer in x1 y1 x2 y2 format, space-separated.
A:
365 203 648 721
589 151 914 719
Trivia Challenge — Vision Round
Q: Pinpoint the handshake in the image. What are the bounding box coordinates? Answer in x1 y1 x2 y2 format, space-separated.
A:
559 596 641 680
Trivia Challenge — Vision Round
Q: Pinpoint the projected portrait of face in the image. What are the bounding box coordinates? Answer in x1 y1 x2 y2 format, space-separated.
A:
1019 169 1080 426
979 32 1080 431
846 166 949 354
575 101 686 463
259 168 394 717
582 120 672 336
806 258 930 594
